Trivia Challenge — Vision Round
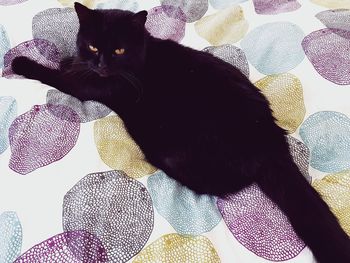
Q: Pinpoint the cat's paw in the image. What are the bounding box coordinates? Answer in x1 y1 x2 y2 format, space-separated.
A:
11 56 38 78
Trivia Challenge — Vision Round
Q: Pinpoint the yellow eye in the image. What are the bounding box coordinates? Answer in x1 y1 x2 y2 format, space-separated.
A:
88 45 98 53
115 48 125 55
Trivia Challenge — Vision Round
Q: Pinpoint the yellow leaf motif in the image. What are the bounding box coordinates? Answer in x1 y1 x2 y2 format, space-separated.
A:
195 6 248 45
255 73 305 133
311 0 350 9
313 170 350 236
133 233 220 263
94 115 156 178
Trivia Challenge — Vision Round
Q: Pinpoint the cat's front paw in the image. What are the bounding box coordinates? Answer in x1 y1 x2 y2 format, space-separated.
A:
11 56 38 78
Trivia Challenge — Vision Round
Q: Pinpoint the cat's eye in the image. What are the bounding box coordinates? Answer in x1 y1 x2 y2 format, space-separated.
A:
88 45 98 53
115 48 125 55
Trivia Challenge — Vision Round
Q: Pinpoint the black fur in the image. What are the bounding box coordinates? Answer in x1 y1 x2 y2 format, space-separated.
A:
11 3 350 262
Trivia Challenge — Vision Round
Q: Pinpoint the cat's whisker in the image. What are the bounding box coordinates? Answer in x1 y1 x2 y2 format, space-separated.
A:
80 69 94 80
62 67 93 80
72 69 94 82
60 60 90 72
62 70 82 78
71 62 89 67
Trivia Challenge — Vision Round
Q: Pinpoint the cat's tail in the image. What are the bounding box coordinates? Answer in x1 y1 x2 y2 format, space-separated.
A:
256 157 350 263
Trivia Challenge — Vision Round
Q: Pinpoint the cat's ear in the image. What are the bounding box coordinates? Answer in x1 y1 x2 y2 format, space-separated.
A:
132 11 148 26
74 2 93 24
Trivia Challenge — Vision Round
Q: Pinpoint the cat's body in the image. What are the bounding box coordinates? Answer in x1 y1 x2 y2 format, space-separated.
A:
11 3 350 262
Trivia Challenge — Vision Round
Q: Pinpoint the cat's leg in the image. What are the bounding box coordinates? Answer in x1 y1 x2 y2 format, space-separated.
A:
11 57 103 102
11 56 63 88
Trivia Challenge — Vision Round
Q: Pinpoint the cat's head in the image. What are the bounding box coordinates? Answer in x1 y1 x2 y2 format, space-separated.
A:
74 2 148 78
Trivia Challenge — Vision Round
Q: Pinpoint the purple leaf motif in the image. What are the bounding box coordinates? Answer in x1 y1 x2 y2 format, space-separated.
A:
3 39 60 78
13 230 108 263
217 184 305 261
302 29 350 85
316 9 350 32
146 6 186 42
253 0 301 15
9 104 80 175
63 170 154 262
287 135 311 183
203 44 249 77
46 90 112 123
160 0 208 23
0 0 28 5
32 8 79 57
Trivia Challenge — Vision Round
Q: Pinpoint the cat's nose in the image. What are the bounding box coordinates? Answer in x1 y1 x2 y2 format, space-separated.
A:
98 68 109 77
97 62 108 72
98 62 107 69
97 67 109 77
98 54 108 68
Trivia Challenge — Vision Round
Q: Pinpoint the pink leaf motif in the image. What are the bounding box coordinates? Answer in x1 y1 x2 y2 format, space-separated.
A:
217 183 305 261
146 6 186 42
0 0 28 6
63 171 154 263
302 29 350 85
9 104 80 175
46 90 112 123
14 230 108 263
3 39 60 78
253 0 301 15
160 0 208 23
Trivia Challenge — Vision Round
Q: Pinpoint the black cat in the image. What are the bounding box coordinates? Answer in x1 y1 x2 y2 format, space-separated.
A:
11 3 350 262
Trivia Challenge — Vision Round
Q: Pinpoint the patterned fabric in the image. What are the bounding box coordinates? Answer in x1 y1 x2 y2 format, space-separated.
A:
14 231 107 263
313 170 350 236
252 0 301 15
46 90 112 123
9 104 80 175
160 0 208 23
0 212 22 263
63 171 154 262
0 24 10 68
148 171 221 235
94 116 157 178
0 96 16 154
133 234 220 263
1 1 349 262
241 22 305 75
254 73 305 133
32 8 79 57
287 135 311 183
3 39 60 78
195 6 248 45
300 111 350 173
0 0 28 6
302 28 350 85
217 184 305 261
203 44 249 77
145 6 186 42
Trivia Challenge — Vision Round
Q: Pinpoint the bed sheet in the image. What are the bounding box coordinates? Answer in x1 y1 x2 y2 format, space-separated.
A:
1 0 350 262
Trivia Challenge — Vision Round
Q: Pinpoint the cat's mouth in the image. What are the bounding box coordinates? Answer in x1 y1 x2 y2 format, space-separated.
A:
98 72 110 77
94 69 111 78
